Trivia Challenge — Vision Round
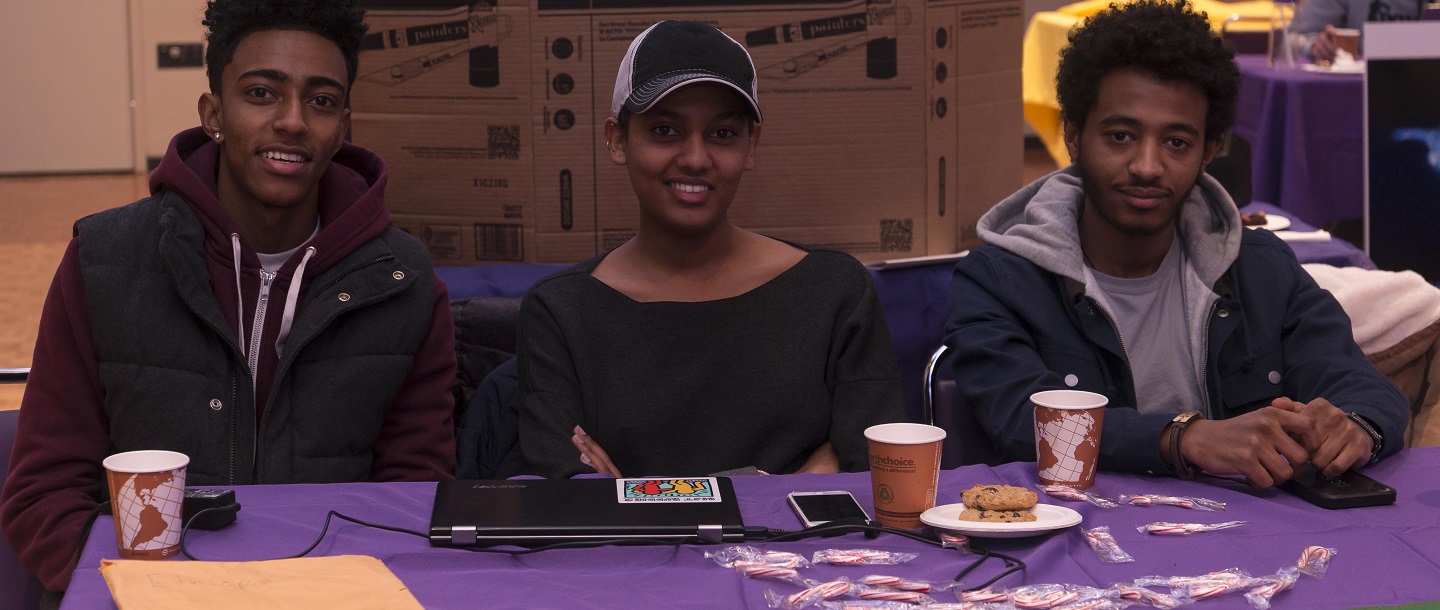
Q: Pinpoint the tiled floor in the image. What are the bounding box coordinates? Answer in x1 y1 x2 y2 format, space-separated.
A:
0 145 1061 410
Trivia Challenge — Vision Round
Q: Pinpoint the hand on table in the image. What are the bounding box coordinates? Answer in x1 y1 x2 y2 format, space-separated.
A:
1271 397 1373 477
1310 25 1339 63
1180 406 1310 489
572 425 622 477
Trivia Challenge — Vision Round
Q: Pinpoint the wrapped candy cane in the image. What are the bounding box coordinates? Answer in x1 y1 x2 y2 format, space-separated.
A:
735 563 803 582
1056 598 1128 610
955 588 1011 604
817 602 1006 610
707 546 811 569
1135 568 1252 591
1245 568 1300 609
1137 520 1249 535
853 585 935 604
812 549 917 566
1136 568 1255 602
1296 545 1337 579
1082 527 1134 564
817 602 916 610
939 531 975 553
859 574 959 594
765 579 857 609
1107 585 1186 609
1177 579 1253 602
1007 584 1108 609
1119 494 1225 512
1039 484 1120 508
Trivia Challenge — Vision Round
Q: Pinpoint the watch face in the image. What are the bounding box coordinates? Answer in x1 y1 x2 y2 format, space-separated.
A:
1174 411 1202 424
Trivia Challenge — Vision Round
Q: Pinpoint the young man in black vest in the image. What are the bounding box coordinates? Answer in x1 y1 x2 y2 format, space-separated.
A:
2 0 456 595
945 0 1405 489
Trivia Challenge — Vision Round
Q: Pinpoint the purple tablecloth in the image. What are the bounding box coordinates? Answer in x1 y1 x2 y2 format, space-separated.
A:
1233 55 1364 228
1240 202 1376 270
63 447 1440 609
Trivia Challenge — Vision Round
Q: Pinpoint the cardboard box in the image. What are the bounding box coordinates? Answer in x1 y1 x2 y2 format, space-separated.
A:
353 0 1022 264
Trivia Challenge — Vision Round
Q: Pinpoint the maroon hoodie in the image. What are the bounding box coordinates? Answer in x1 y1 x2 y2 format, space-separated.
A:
1 127 457 591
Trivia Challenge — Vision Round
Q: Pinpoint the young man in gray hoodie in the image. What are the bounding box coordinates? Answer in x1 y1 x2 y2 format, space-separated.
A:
944 0 1405 489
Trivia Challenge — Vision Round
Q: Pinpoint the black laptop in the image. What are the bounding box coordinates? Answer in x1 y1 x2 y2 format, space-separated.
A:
429 476 749 547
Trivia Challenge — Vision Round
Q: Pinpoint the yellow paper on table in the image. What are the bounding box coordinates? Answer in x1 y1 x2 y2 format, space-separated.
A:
100 555 423 610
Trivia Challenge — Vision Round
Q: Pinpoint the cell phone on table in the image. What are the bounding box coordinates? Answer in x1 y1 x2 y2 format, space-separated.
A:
1280 464 1396 509
788 490 870 528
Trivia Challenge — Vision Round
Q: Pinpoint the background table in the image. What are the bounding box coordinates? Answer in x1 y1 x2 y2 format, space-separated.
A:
1241 202 1375 269
1233 55 1365 228
63 447 1440 609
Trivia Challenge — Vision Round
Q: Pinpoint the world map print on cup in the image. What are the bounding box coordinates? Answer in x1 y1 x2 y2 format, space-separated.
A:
102 450 189 560
1031 391 1107 489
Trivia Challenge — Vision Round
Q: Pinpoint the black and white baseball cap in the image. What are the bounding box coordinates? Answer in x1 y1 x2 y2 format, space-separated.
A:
611 20 762 124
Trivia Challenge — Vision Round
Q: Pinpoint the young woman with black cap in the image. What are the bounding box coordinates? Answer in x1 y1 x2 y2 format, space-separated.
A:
515 20 904 479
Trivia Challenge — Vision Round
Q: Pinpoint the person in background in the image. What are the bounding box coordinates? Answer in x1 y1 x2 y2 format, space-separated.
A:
944 0 1406 489
1291 0 1423 62
1 0 456 597
517 20 904 479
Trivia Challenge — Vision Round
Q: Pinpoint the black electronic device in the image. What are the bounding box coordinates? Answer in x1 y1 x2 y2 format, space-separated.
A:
429 477 747 547
182 488 239 530
1280 465 1396 509
787 490 870 528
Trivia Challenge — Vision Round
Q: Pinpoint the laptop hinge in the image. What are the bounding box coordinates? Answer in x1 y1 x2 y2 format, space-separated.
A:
451 525 477 546
697 524 724 544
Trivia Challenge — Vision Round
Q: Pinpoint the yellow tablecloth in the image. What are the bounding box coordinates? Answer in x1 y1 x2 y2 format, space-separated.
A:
1023 0 1276 165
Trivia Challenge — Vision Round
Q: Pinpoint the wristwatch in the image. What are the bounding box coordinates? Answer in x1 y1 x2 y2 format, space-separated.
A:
1346 412 1384 463
1167 411 1205 479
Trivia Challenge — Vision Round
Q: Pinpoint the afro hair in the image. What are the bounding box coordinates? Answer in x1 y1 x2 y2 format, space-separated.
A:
1056 0 1238 143
202 0 368 96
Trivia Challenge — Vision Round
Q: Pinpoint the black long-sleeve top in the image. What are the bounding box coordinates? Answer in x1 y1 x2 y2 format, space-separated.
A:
517 247 905 478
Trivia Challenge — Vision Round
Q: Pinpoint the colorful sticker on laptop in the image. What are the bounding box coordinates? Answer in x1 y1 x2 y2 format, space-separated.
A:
617 477 722 503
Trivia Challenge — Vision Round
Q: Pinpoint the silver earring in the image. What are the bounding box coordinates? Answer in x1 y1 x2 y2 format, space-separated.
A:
214 132 222 139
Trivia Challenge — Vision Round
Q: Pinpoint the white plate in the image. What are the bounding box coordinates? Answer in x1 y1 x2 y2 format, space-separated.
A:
1301 62 1364 74
920 503 1082 538
1247 214 1291 231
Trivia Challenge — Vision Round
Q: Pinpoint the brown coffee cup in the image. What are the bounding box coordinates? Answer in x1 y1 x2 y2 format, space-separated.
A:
864 423 945 528
1031 390 1107 489
1334 28 1360 58
102 450 189 559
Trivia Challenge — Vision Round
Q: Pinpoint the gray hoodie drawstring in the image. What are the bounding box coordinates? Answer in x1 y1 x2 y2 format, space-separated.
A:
275 247 315 358
231 234 246 364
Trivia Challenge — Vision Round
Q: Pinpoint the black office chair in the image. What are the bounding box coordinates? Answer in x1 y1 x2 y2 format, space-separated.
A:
1 367 45 610
1207 132 1253 207
922 344 1002 468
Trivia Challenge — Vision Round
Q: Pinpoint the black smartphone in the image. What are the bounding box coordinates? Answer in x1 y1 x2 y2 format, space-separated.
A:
1280 464 1396 509
787 491 870 528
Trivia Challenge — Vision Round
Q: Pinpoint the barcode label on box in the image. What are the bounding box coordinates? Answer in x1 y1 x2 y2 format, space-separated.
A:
487 125 520 160
880 219 914 253
474 223 523 261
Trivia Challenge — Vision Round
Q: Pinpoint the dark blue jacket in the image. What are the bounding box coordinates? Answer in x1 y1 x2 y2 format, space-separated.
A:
945 171 1407 474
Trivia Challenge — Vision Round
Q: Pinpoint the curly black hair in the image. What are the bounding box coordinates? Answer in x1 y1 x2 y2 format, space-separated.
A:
202 0 368 96
1056 0 1238 142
